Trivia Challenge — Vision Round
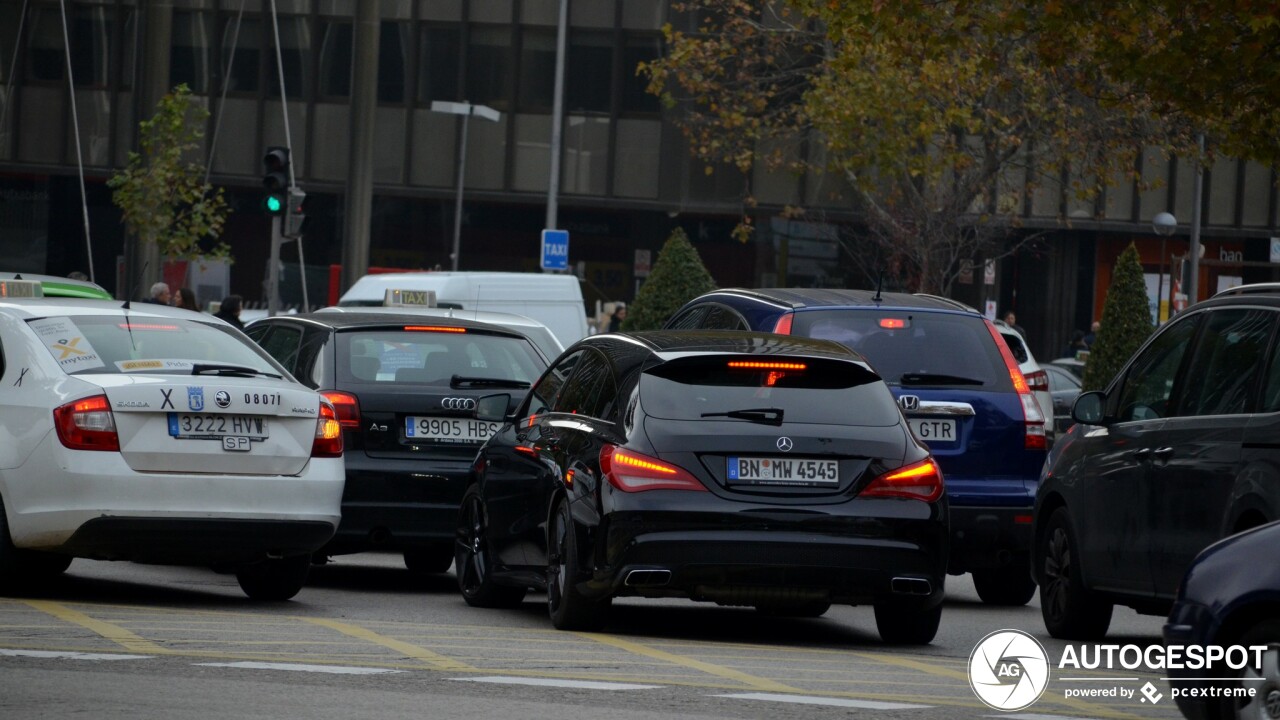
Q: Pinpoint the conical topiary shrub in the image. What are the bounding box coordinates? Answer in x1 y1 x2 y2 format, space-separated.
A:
622 228 717 331
1082 242 1154 392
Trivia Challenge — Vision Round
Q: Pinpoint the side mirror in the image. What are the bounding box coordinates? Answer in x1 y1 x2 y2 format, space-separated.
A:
1071 391 1107 426
474 393 512 422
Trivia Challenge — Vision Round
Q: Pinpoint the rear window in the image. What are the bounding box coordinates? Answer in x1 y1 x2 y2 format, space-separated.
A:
639 355 901 427
26 315 281 376
792 309 1012 390
336 328 545 386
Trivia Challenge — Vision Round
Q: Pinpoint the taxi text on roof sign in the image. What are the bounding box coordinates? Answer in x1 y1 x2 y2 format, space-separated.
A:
0 279 44 298
383 289 437 307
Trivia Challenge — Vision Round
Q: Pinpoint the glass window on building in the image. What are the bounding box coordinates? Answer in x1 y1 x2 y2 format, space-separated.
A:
121 7 137 89
417 25 460 103
171 10 213 94
567 31 612 113
466 25 513 111
318 20 353 97
378 21 410 104
621 34 660 114
517 28 555 111
70 5 113 88
27 6 66 82
0 3 23 85
221 16 261 93
269 15 311 99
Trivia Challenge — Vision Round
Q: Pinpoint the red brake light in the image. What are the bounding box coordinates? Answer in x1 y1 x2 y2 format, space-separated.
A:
1024 369 1049 393
726 361 806 371
772 313 793 335
600 445 706 492
878 318 908 329
404 325 466 333
53 395 120 451
862 458 943 503
311 401 344 458
984 320 1047 450
321 391 360 428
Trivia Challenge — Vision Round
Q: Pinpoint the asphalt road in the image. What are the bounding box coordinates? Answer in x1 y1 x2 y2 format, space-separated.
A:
0 553 1183 720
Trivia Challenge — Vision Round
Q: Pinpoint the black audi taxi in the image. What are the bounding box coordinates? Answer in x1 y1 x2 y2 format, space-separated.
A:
247 311 549 574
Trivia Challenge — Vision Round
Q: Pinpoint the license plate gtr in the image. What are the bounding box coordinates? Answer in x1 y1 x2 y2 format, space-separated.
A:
405 416 500 444
908 418 958 443
726 456 839 485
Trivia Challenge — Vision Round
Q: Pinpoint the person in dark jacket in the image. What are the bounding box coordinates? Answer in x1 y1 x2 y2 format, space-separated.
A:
172 287 201 312
214 295 244 329
608 304 627 333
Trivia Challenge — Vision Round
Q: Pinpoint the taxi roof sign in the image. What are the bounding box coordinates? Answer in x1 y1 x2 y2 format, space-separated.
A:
383 288 437 307
0 279 44 298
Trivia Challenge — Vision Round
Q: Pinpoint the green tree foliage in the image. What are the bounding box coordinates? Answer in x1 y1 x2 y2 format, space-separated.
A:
1034 1 1280 169
622 228 717 331
108 84 231 262
1082 243 1153 392
642 1 1197 294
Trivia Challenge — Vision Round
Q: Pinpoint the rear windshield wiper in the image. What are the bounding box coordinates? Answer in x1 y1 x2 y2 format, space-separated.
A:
700 407 785 425
191 363 283 379
450 375 531 389
898 373 985 386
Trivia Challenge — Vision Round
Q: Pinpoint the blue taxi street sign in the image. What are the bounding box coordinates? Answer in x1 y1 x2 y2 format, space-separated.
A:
541 229 569 271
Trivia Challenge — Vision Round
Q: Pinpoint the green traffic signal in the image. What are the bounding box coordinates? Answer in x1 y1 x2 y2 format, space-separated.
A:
263 193 284 215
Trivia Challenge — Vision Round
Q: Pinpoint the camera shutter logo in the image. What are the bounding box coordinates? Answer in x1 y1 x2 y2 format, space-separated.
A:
968 629 1050 711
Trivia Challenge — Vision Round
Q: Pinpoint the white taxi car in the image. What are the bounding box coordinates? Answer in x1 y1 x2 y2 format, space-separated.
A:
0 283 344 600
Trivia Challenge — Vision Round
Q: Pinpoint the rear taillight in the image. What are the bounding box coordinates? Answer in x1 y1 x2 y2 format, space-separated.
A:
321 391 360 429
599 445 706 492
862 457 944 502
53 395 120 452
1024 369 1049 393
772 313 793 335
311 401 344 458
985 320 1047 450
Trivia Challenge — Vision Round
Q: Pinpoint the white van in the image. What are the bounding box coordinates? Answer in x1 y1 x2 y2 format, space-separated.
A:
337 272 589 348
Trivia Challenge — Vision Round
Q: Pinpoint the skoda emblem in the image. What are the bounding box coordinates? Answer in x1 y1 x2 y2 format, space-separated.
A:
776 437 794 452
441 397 477 411
214 391 231 408
898 394 921 412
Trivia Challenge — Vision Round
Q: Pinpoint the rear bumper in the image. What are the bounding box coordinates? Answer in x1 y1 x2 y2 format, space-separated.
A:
595 511 947 607
59 518 336 565
948 505 1035 573
324 455 470 554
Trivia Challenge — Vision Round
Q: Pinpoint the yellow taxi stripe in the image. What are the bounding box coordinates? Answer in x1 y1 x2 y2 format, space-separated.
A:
24 601 167 655
578 632 802 693
302 617 473 671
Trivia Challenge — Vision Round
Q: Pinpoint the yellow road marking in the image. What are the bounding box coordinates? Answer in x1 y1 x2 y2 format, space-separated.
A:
302 617 473 671
23 601 167 655
852 652 1146 720
578 633 801 693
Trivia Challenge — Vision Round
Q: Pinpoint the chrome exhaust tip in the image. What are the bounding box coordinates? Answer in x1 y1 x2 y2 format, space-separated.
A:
891 577 933 595
624 569 672 587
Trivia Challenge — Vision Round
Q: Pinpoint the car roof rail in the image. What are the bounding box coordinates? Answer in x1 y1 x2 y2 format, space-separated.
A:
1212 283 1280 299
911 293 978 313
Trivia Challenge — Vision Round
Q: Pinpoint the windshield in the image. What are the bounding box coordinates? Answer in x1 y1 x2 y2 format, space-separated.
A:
337 329 546 386
792 309 1012 391
27 315 285 376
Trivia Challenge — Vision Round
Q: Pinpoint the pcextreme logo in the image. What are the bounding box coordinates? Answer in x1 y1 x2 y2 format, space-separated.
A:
968 629 1051 711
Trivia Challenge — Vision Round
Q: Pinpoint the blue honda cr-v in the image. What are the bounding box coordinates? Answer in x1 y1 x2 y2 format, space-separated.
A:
666 288 1049 605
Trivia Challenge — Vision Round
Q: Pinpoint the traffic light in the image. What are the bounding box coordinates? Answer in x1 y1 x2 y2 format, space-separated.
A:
262 146 290 215
283 188 308 238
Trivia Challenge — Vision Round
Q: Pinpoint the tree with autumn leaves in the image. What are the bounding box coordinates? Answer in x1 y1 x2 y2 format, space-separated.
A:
642 1 1201 294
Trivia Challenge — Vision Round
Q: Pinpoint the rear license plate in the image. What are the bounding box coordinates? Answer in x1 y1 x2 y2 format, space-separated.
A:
168 413 269 440
908 418 958 442
405 416 500 444
726 457 839 485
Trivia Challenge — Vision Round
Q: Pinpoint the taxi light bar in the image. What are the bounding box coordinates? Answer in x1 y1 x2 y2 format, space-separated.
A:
53 394 120 452
599 445 706 493
878 318 909 329
0 279 44 298
404 325 467 333
726 361 807 371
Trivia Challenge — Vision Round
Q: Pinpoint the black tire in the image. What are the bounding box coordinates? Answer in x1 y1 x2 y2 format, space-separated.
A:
755 601 832 618
973 565 1037 606
455 487 527 608
404 544 454 574
21 553 72 578
235 555 310 601
547 500 610 631
0 503 23 595
874 602 942 644
0 501 70 595
1207 619 1280 720
1039 507 1112 640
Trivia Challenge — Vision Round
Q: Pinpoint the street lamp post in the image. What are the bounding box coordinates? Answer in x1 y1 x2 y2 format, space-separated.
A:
430 101 501 271
1153 212 1177 322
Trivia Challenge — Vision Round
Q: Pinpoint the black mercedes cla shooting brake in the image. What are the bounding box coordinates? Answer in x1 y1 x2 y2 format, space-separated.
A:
456 331 949 644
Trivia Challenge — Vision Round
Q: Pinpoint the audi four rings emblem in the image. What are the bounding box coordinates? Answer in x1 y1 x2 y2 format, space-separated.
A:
441 397 477 410
898 394 921 411
776 437 793 452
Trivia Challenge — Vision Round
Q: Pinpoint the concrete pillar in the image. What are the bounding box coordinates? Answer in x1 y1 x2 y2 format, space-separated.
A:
340 0 379 294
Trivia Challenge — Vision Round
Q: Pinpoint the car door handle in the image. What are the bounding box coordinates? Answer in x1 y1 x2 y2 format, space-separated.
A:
1152 447 1174 460
1132 448 1152 461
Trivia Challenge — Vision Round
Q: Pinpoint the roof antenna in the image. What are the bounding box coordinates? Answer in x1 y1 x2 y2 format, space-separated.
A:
872 271 884 303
